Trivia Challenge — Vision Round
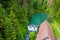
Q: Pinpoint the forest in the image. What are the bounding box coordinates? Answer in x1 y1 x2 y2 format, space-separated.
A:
0 0 60 40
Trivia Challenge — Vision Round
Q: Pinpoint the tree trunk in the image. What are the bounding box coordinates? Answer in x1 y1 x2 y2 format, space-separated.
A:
37 0 44 8
47 0 53 8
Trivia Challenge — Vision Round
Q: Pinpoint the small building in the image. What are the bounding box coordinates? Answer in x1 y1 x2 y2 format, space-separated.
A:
28 13 47 32
26 13 55 40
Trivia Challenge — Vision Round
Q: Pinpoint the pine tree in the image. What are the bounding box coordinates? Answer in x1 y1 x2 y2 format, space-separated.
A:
4 0 28 40
0 3 6 40
0 0 28 40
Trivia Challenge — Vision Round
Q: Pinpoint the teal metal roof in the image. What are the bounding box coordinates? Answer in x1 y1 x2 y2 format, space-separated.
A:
29 13 47 25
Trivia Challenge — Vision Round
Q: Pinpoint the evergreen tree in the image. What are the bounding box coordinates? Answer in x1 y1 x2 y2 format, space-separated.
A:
0 0 60 40
0 3 6 40
5 0 28 40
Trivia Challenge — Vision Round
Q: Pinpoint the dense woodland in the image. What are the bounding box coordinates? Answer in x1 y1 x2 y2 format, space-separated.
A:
0 0 60 40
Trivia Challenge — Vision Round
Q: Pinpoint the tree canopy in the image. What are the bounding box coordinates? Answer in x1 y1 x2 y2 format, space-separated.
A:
0 0 60 40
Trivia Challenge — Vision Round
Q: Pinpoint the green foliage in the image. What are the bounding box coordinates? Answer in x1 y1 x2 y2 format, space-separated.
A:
4 17 17 40
51 21 60 38
46 0 60 38
0 0 28 40
0 0 60 40
0 33 4 40
30 32 36 40
0 3 6 40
